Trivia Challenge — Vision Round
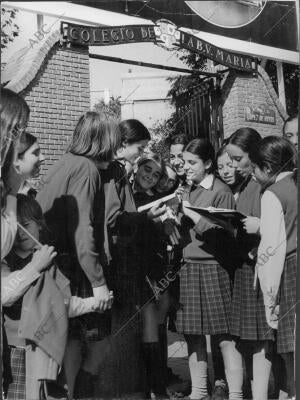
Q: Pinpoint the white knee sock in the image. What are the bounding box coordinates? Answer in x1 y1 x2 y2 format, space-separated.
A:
219 340 244 400
189 356 208 400
185 335 208 400
252 350 272 400
225 368 244 400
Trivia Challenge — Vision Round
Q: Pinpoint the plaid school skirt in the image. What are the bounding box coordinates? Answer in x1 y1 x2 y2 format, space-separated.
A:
277 254 296 354
6 346 25 400
68 269 112 343
230 262 275 341
176 262 232 335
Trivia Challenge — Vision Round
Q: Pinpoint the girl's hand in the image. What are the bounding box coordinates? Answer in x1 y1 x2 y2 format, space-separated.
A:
31 245 57 272
242 217 260 234
163 219 181 245
265 304 278 330
92 285 113 312
92 291 114 313
175 185 185 198
147 203 166 219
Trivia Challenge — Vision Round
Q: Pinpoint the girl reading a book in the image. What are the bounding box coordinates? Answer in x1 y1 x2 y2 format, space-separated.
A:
226 127 275 400
250 136 297 399
102 123 169 398
177 138 244 400
216 143 243 199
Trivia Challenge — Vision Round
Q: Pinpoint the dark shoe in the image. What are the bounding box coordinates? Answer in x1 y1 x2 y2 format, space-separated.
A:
211 380 228 400
142 342 169 398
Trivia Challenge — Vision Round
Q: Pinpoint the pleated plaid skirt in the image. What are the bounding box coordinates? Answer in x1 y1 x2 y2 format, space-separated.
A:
68 269 112 342
6 346 25 400
176 262 232 335
56 254 112 342
277 254 296 354
230 263 274 341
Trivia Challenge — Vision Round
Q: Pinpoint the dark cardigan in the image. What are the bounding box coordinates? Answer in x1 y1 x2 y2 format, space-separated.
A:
177 176 240 280
37 153 107 289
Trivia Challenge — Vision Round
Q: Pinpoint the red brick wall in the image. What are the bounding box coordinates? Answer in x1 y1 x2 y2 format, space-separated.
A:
222 67 287 139
21 43 90 174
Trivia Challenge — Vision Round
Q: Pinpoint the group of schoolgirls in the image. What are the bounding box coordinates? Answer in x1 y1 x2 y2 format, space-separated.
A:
1 104 180 400
1 85 297 400
100 124 297 400
168 128 297 400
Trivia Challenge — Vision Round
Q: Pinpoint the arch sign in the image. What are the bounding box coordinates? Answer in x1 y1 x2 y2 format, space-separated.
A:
61 20 257 73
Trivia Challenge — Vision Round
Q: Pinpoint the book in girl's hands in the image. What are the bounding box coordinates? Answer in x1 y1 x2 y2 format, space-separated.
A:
183 201 246 221
137 192 180 212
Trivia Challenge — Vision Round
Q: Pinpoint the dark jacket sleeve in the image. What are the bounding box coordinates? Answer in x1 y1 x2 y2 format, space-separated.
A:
204 190 239 277
66 172 106 288
105 166 148 235
193 190 235 236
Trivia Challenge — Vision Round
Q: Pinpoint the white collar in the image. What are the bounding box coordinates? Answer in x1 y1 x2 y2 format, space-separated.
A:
275 171 294 182
196 174 214 189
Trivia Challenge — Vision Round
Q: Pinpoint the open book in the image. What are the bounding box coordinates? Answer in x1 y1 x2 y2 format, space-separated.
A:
137 192 180 212
183 201 246 221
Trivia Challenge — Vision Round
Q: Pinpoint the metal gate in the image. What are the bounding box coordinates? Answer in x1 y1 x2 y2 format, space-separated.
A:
175 77 223 150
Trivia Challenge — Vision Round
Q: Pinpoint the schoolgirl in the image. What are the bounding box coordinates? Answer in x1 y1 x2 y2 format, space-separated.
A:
154 161 182 385
167 133 188 185
212 142 245 398
1 87 30 260
226 128 275 400
250 136 297 399
177 138 243 400
3 194 100 400
216 143 243 199
104 119 164 310
132 153 174 399
36 111 120 399
155 162 179 196
1 131 57 304
101 120 167 397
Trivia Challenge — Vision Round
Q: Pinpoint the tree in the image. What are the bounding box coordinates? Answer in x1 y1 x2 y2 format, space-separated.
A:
93 96 121 120
148 119 174 161
167 49 207 110
1 7 19 52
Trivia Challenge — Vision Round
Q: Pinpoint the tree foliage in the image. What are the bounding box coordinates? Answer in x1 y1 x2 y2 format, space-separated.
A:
148 119 174 161
1 7 19 51
167 49 207 109
265 60 299 116
93 96 121 120
162 49 208 138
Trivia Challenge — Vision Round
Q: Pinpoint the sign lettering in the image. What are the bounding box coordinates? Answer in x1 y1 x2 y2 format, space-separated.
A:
245 105 276 125
180 31 257 72
61 21 257 72
63 22 157 46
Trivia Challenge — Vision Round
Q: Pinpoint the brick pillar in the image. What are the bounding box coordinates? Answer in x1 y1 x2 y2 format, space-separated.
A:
21 44 90 174
222 65 288 138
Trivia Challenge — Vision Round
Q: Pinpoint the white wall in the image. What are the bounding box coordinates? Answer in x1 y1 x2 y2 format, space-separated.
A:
121 72 180 128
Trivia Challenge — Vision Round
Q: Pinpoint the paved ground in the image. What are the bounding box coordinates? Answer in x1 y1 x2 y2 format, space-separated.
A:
167 331 215 395
49 329 281 399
